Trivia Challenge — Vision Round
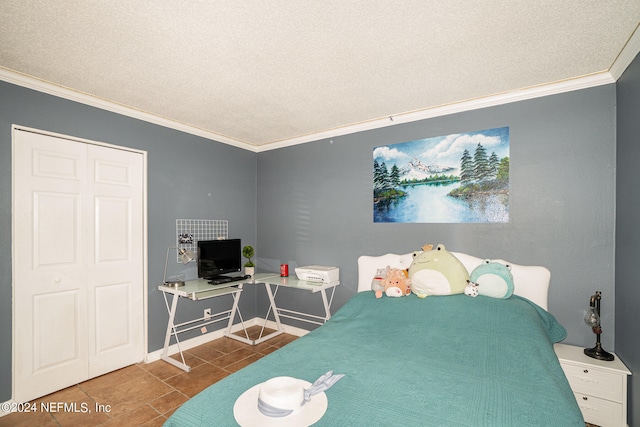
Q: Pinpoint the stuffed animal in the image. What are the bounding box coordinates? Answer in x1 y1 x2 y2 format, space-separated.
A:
468 260 514 299
371 266 411 298
464 280 479 297
371 268 387 298
408 244 469 298
383 267 411 297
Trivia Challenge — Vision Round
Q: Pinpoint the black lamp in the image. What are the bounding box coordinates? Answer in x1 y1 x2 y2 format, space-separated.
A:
583 291 614 361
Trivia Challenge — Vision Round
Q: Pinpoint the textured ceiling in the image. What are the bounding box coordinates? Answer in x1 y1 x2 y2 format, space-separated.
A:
1 1 639 150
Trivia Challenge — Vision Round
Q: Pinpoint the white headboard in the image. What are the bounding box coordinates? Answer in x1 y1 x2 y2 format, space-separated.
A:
357 251 551 311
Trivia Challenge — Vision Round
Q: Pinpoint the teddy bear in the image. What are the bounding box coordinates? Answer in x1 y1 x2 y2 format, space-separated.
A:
371 266 412 298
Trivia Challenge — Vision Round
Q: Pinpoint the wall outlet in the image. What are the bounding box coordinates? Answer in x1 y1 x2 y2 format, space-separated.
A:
204 308 212 320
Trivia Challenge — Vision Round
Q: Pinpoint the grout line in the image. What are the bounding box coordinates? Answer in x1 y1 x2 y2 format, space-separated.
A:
1 330 298 426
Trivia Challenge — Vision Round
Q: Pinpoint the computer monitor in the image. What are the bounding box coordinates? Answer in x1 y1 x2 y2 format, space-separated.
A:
197 239 242 279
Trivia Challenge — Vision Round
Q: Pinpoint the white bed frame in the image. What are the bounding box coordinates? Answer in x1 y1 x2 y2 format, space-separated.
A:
357 251 551 311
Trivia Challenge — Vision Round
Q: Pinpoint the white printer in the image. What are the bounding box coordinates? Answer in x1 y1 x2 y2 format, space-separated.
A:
294 265 339 284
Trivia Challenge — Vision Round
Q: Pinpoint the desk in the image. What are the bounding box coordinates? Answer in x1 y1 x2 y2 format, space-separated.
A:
158 274 340 371
251 273 340 344
158 278 250 372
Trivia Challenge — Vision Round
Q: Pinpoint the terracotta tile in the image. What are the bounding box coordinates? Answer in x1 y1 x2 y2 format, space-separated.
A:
246 325 267 334
140 415 168 427
251 337 281 353
185 343 224 362
33 384 86 404
0 410 58 427
0 332 300 426
38 385 111 426
139 359 185 381
211 347 257 368
79 365 147 393
164 363 230 397
257 345 280 356
99 405 160 427
209 336 252 354
79 372 172 418
225 353 264 373
147 390 188 415
272 333 298 347
242 326 277 340
163 406 179 419
169 351 206 369
52 405 112 427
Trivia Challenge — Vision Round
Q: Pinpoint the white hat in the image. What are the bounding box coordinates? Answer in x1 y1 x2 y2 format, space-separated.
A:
233 371 344 427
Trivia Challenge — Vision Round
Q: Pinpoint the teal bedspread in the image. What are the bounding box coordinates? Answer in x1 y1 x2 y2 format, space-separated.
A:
164 293 584 426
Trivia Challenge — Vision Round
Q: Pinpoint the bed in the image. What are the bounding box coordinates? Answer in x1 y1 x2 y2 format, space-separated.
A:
164 251 584 426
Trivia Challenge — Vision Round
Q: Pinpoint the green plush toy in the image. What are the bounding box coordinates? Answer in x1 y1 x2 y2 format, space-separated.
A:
468 260 514 299
408 244 469 298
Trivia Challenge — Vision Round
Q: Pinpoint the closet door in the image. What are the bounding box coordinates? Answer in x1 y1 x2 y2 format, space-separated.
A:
87 144 144 377
13 129 144 401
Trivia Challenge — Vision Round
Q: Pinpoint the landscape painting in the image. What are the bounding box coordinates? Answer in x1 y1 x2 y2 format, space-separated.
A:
373 127 509 223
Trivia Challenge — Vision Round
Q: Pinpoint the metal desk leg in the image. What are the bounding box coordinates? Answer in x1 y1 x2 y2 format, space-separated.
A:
223 285 253 345
161 292 191 372
253 283 285 345
319 286 338 321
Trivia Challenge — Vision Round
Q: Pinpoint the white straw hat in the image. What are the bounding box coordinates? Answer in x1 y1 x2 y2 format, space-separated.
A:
234 378 326 426
233 371 344 427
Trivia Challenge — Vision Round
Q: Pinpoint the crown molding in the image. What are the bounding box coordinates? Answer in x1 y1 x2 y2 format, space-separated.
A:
610 24 640 81
0 61 629 154
255 72 616 152
0 68 259 152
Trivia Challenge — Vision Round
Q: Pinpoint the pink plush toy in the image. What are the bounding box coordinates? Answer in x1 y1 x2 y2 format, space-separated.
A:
384 268 412 297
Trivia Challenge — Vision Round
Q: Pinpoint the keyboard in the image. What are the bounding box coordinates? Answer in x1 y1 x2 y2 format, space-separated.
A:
208 275 251 285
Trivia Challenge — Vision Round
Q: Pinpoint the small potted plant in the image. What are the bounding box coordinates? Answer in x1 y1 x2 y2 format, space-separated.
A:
242 245 255 281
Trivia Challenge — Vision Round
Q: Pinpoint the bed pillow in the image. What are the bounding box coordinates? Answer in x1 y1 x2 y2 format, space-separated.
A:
469 260 514 299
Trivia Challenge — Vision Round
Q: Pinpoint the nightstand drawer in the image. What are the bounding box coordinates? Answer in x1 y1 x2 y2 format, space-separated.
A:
561 363 623 402
573 392 624 427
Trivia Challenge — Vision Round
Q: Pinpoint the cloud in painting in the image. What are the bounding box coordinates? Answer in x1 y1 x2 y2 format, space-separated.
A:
373 145 409 162
420 132 506 166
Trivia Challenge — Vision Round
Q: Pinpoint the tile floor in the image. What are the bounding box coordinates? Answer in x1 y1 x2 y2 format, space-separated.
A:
0 327 297 427
0 327 600 427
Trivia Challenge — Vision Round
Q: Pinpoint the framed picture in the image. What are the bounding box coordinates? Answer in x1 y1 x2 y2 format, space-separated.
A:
373 126 509 223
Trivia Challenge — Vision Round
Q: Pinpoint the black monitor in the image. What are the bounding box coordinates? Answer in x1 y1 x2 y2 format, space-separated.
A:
197 239 242 279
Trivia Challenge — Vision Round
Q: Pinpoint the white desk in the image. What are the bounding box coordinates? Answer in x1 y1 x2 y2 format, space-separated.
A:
251 273 340 344
158 273 340 371
158 278 250 372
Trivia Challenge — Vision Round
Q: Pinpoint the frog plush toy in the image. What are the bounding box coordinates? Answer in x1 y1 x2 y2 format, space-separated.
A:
408 244 469 298
468 260 514 299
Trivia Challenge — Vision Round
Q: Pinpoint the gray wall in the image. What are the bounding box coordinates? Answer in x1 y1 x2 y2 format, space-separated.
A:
257 84 617 348
0 72 626 410
615 51 640 427
0 81 258 402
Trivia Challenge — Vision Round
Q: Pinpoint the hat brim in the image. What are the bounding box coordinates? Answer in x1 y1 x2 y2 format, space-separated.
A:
234 379 328 427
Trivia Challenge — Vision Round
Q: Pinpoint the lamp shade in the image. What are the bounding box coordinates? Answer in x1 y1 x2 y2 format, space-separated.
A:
177 248 195 264
163 246 195 287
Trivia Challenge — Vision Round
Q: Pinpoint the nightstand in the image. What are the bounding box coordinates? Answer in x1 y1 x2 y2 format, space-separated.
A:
554 343 631 427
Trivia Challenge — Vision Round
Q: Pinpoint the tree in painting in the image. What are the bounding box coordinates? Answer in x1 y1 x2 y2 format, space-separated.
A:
373 126 509 223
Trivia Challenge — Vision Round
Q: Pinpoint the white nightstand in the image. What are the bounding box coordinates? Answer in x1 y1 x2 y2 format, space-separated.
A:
554 343 631 427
